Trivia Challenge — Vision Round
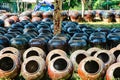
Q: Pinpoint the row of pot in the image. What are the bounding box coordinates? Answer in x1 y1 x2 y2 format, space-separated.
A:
1 44 120 80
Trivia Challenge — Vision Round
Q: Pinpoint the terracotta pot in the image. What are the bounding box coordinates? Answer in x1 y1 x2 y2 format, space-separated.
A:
31 17 42 22
9 16 19 22
78 57 105 80
69 11 81 22
32 11 43 18
42 11 53 20
94 50 115 70
46 49 67 65
109 47 120 61
48 56 73 80
0 54 20 79
19 16 30 22
70 50 89 72
23 47 46 61
0 47 21 60
86 47 101 56
4 18 15 27
106 62 120 80
21 56 46 80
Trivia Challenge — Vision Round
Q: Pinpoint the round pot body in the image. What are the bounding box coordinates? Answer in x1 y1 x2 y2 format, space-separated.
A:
21 56 46 80
48 56 73 80
78 57 105 80
0 54 20 79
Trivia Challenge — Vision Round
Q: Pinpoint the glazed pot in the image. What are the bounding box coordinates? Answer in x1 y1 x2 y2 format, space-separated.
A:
23 47 46 61
0 54 20 79
106 62 120 80
29 38 47 53
86 47 101 56
0 36 9 47
46 49 67 65
94 50 115 70
70 50 89 72
48 56 73 80
21 56 46 80
0 19 4 27
78 57 105 80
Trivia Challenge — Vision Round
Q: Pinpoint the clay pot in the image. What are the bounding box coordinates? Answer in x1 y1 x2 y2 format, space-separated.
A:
0 47 21 60
46 49 67 65
106 62 120 80
32 11 43 18
94 50 115 70
19 16 30 22
23 47 46 61
109 47 120 61
9 16 19 22
21 56 46 80
42 11 53 20
84 11 95 22
86 47 101 56
102 12 113 23
61 11 69 21
48 56 73 80
4 18 15 27
0 54 20 79
78 57 105 80
70 50 89 72
31 17 42 22
115 11 120 23
69 11 81 22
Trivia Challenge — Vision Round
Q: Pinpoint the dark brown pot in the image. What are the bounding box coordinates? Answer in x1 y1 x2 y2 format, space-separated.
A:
78 57 105 80
48 56 73 80
0 54 20 79
21 56 46 80
70 50 89 72
23 47 46 61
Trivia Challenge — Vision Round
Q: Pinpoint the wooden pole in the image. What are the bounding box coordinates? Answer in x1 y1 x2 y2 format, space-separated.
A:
81 0 85 18
53 0 62 35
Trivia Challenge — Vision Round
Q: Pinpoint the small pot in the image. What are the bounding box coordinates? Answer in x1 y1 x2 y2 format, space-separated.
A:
21 56 46 80
70 50 89 72
23 47 46 61
48 56 73 80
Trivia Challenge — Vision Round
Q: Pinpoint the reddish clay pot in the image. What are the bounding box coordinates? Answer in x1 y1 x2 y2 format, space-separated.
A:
42 11 53 20
23 47 46 61
48 56 73 80
78 57 105 80
19 16 30 22
106 62 120 80
70 50 89 72
117 54 120 62
21 56 46 80
31 17 42 22
9 16 19 22
86 47 101 56
0 54 20 79
94 50 115 70
46 49 67 65
32 11 43 18
4 18 15 27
